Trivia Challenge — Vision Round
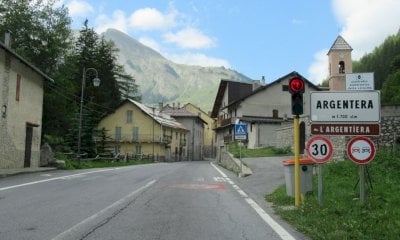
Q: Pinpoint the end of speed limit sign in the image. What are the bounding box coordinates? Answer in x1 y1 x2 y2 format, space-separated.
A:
306 136 333 163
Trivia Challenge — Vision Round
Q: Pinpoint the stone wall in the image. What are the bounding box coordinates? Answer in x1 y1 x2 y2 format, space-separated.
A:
217 146 252 176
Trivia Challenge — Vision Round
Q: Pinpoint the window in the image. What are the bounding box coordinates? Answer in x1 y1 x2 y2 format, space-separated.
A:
127 110 133 123
115 127 122 141
339 61 345 74
282 85 289 91
135 145 141 154
16 74 21 101
273 109 278 118
132 127 139 141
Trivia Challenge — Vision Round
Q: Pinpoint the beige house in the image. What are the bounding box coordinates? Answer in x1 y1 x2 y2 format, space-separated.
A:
161 104 206 161
0 38 52 168
97 99 189 161
211 72 321 153
183 103 216 158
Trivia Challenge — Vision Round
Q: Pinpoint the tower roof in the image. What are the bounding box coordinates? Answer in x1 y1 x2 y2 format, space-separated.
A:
327 35 353 55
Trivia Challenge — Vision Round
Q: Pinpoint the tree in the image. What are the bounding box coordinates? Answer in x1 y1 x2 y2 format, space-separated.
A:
381 70 400 104
0 0 71 75
353 33 400 90
62 22 139 156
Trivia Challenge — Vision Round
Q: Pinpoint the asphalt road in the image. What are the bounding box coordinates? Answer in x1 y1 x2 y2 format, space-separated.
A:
0 160 305 240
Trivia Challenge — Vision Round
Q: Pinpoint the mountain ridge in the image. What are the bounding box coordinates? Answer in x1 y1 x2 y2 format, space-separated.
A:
102 28 253 111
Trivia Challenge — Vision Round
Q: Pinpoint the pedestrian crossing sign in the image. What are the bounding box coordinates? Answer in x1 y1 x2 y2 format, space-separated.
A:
234 124 247 140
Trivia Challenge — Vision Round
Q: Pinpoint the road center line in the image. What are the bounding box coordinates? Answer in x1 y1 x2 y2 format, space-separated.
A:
52 179 156 240
0 168 120 192
210 162 296 240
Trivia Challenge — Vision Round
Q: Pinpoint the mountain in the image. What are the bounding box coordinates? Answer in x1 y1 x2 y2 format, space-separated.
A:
102 28 252 111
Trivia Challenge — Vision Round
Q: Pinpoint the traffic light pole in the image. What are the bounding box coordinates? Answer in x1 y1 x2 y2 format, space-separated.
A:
294 115 301 207
288 75 304 208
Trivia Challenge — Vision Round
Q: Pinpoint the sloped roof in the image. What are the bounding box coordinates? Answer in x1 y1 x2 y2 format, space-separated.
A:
101 99 188 131
210 79 253 118
161 105 208 125
126 99 188 130
327 35 353 55
222 71 321 110
0 41 53 82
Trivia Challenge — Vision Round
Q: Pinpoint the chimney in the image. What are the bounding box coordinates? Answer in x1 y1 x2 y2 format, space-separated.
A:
172 102 175 110
261 76 266 85
177 102 180 109
158 102 163 111
252 80 261 91
4 31 12 48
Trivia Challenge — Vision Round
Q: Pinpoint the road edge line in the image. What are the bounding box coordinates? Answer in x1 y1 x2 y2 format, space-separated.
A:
210 162 296 240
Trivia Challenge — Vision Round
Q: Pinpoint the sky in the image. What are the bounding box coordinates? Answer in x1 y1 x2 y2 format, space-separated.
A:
62 0 400 84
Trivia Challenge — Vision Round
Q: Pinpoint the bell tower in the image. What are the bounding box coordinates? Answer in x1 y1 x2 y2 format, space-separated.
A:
327 35 353 91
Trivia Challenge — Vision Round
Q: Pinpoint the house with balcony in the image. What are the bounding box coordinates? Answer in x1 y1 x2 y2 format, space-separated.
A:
211 72 321 153
97 99 188 161
161 104 207 161
0 35 53 168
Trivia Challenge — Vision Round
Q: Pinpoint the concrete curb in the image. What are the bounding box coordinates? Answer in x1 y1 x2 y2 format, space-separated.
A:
0 167 57 178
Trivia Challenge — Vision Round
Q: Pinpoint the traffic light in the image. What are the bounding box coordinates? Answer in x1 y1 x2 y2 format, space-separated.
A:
289 77 305 115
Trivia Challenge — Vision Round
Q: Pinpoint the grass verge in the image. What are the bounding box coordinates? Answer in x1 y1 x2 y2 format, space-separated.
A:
55 153 154 170
265 148 400 239
228 143 292 158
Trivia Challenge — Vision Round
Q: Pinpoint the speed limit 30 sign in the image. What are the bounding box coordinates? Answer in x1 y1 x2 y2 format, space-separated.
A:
306 136 333 163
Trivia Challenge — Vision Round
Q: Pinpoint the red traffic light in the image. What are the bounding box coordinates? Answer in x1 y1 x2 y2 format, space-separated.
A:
289 77 305 94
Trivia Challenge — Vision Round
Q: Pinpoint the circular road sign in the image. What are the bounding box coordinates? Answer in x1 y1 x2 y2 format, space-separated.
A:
347 136 376 164
305 136 333 163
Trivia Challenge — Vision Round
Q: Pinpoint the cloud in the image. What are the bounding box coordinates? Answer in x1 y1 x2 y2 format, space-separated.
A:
94 10 128 33
139 37 161 52
164 27 216 49
167 53 230 68
333 0 400 59
129 8 176 31
308 49 329 84
308 0 400 83
66 0 94 17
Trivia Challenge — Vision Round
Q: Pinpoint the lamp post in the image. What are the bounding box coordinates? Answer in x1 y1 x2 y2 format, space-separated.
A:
77 67 100 166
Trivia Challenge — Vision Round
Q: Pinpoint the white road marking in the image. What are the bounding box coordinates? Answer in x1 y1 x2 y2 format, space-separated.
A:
52 180 156 240
210 162 296 240
0 168 119 192
213 176 226 182
195 177 205 182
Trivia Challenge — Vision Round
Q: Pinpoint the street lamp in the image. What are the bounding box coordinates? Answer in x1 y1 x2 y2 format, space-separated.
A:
77 67 100 165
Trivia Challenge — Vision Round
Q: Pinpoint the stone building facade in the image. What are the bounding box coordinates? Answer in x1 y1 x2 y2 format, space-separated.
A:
0 38 51 168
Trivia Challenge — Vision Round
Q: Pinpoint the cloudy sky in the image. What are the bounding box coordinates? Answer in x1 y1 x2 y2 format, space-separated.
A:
63 0 400 84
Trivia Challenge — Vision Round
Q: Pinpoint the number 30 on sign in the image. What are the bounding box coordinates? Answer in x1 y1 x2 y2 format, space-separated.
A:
306 136 333 163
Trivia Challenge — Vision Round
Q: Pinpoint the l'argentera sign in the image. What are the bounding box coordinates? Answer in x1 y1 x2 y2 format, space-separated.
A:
310 91 380 122
311 123 380 136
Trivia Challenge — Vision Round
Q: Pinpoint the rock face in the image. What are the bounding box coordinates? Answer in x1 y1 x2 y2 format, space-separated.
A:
40 143 55 167
102 28 252 111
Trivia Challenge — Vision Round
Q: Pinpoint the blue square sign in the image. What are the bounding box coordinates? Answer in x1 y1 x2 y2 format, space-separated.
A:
234 124 247 140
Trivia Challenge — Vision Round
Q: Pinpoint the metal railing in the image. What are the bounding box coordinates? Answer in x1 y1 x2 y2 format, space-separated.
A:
106 134 173 144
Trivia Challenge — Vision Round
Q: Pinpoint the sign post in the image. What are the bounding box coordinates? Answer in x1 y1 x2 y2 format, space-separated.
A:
347 136 376 203
234 124 247 177
306 136 333 205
